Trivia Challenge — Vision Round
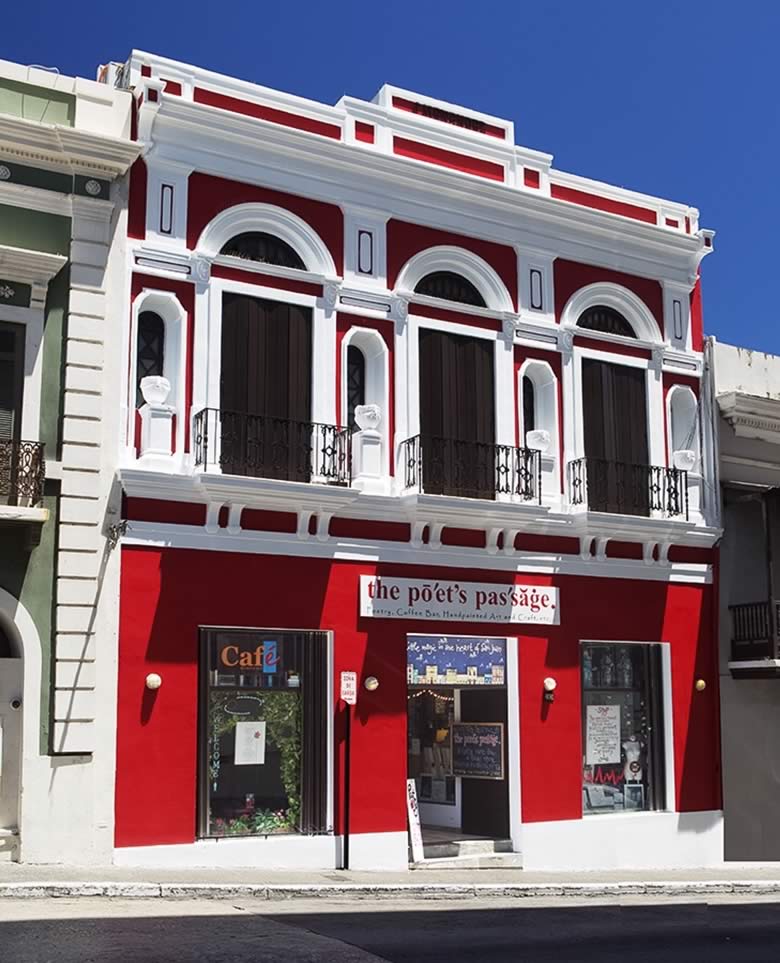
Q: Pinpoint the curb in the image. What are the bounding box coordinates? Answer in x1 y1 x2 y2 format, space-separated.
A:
1 880 780 900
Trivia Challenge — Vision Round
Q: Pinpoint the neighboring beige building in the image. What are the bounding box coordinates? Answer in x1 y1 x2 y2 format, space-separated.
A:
716 340 780 860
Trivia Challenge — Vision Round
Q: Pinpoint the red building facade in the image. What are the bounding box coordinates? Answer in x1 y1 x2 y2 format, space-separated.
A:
112 51 720 870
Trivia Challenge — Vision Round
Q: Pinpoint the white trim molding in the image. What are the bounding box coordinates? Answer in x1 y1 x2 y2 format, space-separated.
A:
194 201 338 277
395 244 514 313
560 281 664 345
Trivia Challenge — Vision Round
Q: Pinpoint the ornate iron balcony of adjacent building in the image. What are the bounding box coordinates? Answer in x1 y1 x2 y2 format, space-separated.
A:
0 439 45 507
567 457 689 519
729 600 780 663
401 434 541 502
193 409 351 486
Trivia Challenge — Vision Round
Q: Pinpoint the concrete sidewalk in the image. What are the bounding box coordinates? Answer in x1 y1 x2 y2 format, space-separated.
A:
2 862 780 900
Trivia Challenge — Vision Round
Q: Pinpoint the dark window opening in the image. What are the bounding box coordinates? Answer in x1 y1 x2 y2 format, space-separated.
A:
415 271 486 308
220 232 306 271
0 623 14 658
582 642 665 815
577 306 636 339
346 345 366 430
198 628 328 838
0 321 25 441
136 311 165 407
522 375 535 438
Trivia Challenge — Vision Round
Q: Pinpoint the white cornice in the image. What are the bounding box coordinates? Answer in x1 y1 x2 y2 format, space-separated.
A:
0 243 67 285
0 114 140 177
149 101 706 288
718 392 780 444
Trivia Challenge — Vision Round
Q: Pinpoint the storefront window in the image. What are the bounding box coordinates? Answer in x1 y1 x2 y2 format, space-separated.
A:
581 643 665 816
199 629 328 838
408 688 456 805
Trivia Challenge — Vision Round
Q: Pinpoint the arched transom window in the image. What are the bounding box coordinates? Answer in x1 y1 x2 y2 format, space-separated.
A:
577 305 636 339
219 232 306 271
414 271 487 308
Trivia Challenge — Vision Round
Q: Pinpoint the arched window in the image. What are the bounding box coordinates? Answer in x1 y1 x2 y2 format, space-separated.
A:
346 345 366 430
577 306 636 338
669 386 700 466
136 311 165 407
414 271 486 308
219 232 306 270
522 375 535 439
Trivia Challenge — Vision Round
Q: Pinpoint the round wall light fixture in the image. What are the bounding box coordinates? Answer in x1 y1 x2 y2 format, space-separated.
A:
543 676 557 702
695 679 707 692
364 676 380 692
145 672 163 691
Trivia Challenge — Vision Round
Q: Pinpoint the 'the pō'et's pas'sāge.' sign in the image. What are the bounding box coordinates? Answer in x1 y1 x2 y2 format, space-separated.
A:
359 576 559 625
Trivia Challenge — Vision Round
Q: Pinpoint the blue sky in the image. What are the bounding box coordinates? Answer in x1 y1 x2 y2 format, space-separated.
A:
3 1 776 352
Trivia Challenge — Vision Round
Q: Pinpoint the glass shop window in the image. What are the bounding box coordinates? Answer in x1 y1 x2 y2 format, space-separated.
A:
199 629 328 838
581 643 665 816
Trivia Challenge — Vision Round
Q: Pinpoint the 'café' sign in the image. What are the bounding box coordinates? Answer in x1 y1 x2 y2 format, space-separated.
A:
359 576 559 625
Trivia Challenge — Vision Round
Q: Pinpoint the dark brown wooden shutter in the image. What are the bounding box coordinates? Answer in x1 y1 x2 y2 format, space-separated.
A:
419 329 495 498
0 322 25 442
583 358 648 514
220 294 312 480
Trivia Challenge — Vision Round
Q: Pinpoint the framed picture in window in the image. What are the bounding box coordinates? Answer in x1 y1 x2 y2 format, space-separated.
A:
624 783 645 811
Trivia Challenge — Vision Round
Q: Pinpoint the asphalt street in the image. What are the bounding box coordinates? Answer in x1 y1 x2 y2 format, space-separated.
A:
2 896 780 962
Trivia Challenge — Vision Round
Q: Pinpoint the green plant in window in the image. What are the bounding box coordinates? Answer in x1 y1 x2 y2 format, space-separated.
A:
208 690 302 831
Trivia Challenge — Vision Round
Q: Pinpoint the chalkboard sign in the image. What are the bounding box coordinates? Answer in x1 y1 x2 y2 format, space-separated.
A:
452 722 504 780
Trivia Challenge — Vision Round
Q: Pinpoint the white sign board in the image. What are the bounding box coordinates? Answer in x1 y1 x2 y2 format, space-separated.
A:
406 778 425 864
234 720 266 766
360 576 559 625
340 670 357 706
586 705 621 765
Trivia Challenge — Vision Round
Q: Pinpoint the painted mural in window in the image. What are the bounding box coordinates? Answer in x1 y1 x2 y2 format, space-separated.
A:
581 643 665 815
414 271 486 308
346 345 366 430
200 629 328 838
577 306 636 339
136 311 165 407
219 232 306 271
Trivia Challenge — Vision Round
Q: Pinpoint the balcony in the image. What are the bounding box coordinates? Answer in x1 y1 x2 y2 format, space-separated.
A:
729 601 779 663
567 458 688 519
193 409 351 486
400 435 541 502
0 439 45 507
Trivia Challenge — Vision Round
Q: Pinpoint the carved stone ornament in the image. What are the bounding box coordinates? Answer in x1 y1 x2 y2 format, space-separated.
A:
84 179 102 197
526 429 551 453
323 283 339 309
558 329 575 352
502 314 521 343
354 404 381 431
651 345 665 369
672 448 697 471
392 295 409 324
140 375 171 406
192 257 211 283
0 284 15 300
0 165 11 181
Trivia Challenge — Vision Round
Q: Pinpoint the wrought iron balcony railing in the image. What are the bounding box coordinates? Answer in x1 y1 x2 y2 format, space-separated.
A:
729 600 780 662
193 409 351 486
568 457 688 519
0 439 45 507
401 434 541 502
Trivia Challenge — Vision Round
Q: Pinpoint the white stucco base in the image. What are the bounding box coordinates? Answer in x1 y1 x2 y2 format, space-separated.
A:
114 830 409 870
521 810 724 871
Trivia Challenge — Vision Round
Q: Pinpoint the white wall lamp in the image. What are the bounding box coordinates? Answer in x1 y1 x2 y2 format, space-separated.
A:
145 673 163 691
543 676 557 702
364 676 380 692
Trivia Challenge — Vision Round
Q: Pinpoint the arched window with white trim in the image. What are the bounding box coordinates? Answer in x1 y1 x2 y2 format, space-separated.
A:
341 327 389 485
518 359 559 496
668 385 700 470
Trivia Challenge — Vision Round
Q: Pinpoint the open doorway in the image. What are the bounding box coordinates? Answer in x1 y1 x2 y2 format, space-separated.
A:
406 635 518 865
